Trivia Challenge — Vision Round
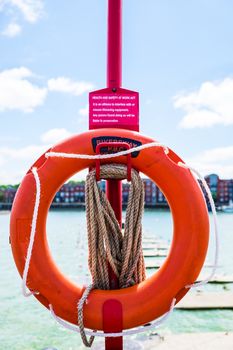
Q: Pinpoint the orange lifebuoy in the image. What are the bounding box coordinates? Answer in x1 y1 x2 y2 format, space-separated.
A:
10 128 209 331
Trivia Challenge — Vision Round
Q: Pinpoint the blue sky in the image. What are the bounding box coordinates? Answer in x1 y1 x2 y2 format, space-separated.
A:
0 0 233 183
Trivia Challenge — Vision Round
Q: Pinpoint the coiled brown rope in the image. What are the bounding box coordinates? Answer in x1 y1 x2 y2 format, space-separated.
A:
78 164 146 347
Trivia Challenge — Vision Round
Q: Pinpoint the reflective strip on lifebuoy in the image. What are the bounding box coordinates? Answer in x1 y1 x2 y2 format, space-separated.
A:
10 128 209 330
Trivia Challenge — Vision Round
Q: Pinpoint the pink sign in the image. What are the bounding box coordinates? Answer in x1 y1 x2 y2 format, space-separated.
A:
89 88 139 131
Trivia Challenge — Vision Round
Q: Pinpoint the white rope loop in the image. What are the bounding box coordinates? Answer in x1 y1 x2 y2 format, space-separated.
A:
50 298 176 338
21 142 219 338
178 162 219 288
77 284 95 347
45 142 169 160
22 167 40 297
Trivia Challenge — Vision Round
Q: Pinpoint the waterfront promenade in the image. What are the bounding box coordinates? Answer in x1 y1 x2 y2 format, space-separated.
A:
143 332 233 350
1 173 233 211
90 332 233 349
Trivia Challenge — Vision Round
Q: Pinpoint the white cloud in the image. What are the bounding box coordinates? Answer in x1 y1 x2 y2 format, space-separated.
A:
41 128 73 144
5 0 44 23
2 22 22 37
174 78 233 128
0 144 49 160
0 67 95 113
0 67 47 112
79 105 89 117
186 145 233 179
48 77 94 96
0 169 24 184
0 143 50 183
190 146 233 163
0 140 87 183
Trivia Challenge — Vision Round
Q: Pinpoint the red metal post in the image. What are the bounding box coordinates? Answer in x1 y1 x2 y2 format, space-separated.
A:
107 0 122 89
105 0 123 349
106 0 123 230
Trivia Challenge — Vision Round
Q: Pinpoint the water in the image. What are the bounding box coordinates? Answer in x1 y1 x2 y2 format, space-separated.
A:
1 210 233 350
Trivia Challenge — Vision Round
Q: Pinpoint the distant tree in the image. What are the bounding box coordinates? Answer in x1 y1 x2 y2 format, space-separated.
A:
68 180 78 186
212 192 217 202
12 184 20 189
68 180 85 185
0 191 4 202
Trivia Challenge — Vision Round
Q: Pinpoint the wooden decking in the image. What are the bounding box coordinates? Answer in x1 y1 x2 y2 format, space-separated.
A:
143 332 233 350
176 292 233 310
144 251 168 258
142 236 233 312
145 262 221 270
143 244 169 250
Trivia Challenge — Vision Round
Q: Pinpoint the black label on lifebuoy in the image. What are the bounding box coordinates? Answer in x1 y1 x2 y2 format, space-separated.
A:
92 136 142 158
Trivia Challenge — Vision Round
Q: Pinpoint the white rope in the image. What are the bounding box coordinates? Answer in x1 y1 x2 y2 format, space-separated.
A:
178 162 219 288
21 143 219 338
45 142 169 160
22 167 40 297
49 298 176 337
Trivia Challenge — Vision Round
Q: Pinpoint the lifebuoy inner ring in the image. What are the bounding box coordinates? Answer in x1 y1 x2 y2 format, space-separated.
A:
10 128 209 330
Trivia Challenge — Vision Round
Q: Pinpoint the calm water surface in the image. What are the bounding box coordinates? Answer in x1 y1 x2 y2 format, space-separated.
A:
1 209 233 350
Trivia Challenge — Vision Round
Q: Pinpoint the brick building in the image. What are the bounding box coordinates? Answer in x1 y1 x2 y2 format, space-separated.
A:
205 174 233 205
0 186 18 203
0 174 233 208
54 182 85 204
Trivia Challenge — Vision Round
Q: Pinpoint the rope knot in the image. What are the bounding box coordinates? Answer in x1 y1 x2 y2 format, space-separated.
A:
78 163 146 346
86 164 146 289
